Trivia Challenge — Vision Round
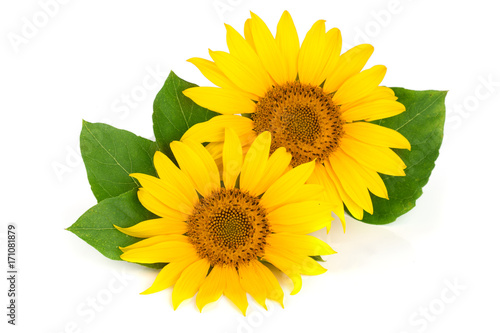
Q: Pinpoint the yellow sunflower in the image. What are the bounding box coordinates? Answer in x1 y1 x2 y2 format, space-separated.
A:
182 11 411 227
115 130 334 314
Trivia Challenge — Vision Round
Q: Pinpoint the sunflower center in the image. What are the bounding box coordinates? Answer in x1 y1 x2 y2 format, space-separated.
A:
187 188 270 267
252 81 345 167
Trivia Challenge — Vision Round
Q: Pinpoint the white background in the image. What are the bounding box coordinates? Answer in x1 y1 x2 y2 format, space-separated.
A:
1 0 499 332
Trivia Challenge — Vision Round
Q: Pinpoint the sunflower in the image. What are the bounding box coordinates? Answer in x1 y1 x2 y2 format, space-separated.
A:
115 130 334 314
182 11 410 227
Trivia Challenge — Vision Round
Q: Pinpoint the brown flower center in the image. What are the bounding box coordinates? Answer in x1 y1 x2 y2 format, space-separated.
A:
187 188 270 267
252 81 345 167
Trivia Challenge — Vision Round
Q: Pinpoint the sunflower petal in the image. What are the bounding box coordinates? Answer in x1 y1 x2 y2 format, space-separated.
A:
186 57 257 100
223 266 248 315
120 241 197 264
196 265 225 312
114 218 187 239
250 12 288 84
341 99 406 122
141 257 199 295
297 20 328 86
183 87 256 115
240 131 271 194
344 122 411 150
181 115 255 143
172 259 211 310
308 164 345 231
340 136 406 176
276 10 300 81
267 201 332 234
238 262 268 309
324 160 364 220
267 233 335 256
323 44 374 93
170 141 220 197
130 173 194 215
260 160 316 211
223 128 243 189
251 147 292 196
136 188 189 220
153 151 199 206
329 152 373 214
331 65 387 105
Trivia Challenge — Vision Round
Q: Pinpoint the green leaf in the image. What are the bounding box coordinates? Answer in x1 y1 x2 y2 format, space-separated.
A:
153 71 218 160
310 255 325 262
67 190 164 269
80 121 158 202
359 88 447 224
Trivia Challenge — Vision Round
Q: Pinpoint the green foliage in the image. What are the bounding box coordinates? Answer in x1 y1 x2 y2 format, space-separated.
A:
152 71 218 160
80 121 158 202
360 88 447 224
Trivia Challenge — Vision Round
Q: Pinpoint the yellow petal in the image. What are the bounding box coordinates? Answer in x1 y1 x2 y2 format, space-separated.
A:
324 160 365 220
276 10 300 81
267 201 332 234
253 261 284 307
114 218 187 239
297 20 328 86
282 183 324 204
239 131 271 194
223 128 243 189
136 188 189 220
186 57 257 100
341 99 406 122
251 147 292 196
120 241 198 264
340 136 406 176
308 164 345 231
260 160 316 211
323 44 374 93
249 12 288 84
119 234 189 252
196 265 225 312
333 149 388 199
262 250 302 295
267 233 335 256
141 257 199 295
172 259 211 310
130 173 194 215
238 261 268 309
211 43 271 97
320 27 342 84
183 139 220 189
340 86 397 109
181 115 255 144
329 151 373 214
331 65 387 105
344 122 410 150
154 151 199 207
244 18 256 51
265 246 327 276
170 141 220 197
183 87 256 115
223 266 248 315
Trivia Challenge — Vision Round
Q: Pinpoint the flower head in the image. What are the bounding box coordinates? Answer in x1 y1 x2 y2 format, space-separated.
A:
115 130 334 314
182 11 411 227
